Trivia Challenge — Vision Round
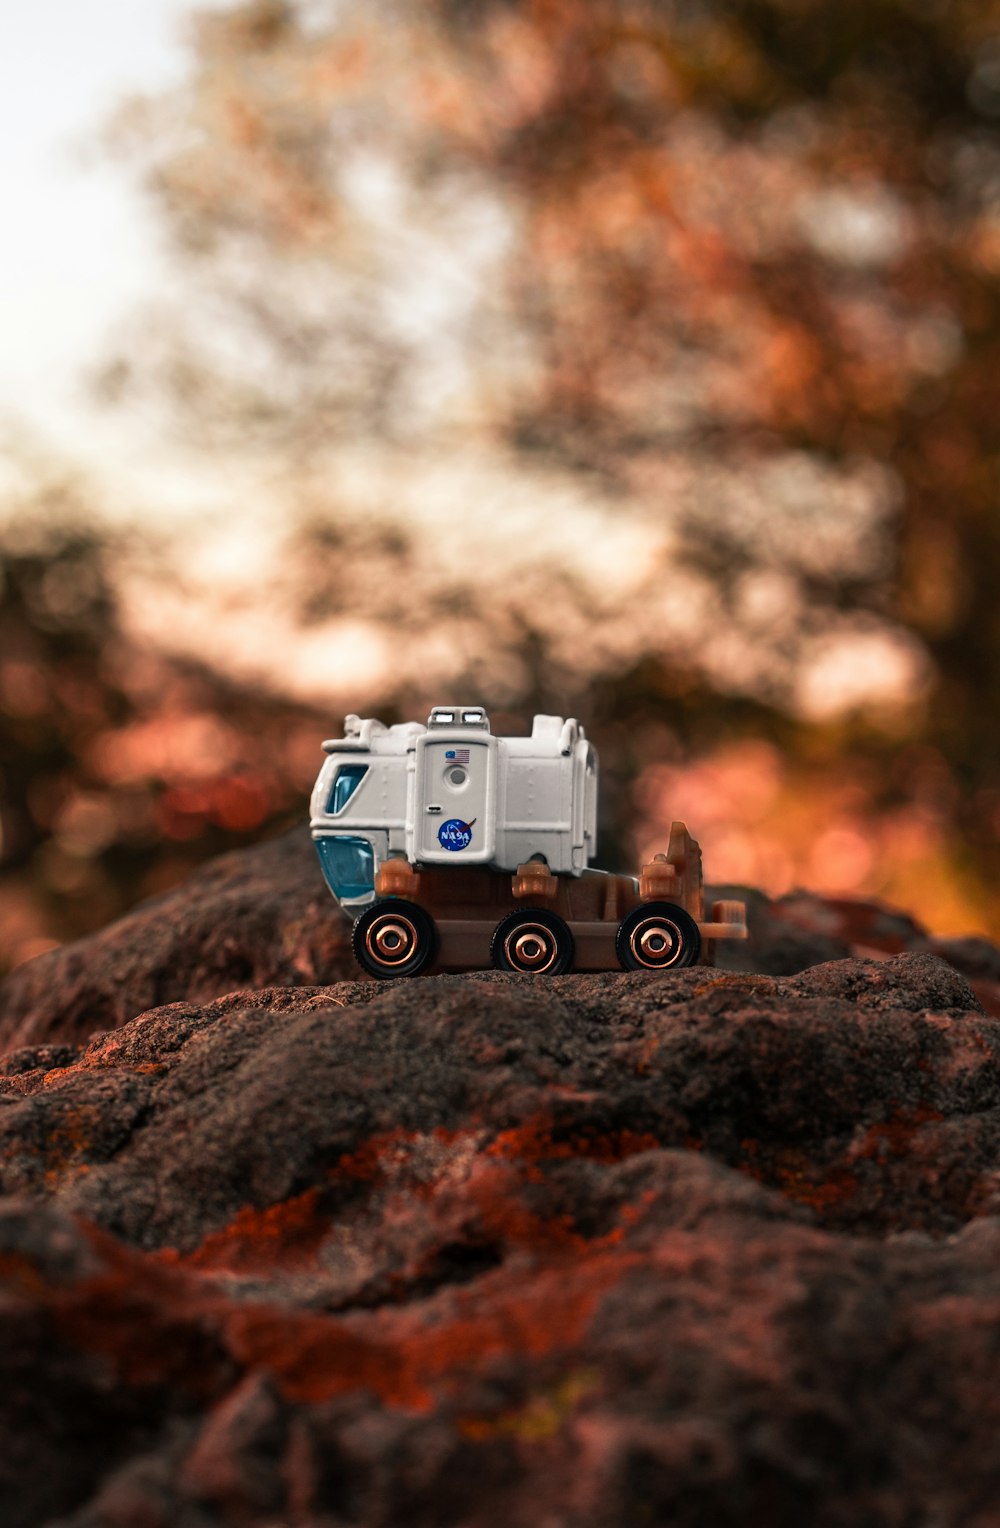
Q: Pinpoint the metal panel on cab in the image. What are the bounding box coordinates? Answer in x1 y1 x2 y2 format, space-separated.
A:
412 730 498 864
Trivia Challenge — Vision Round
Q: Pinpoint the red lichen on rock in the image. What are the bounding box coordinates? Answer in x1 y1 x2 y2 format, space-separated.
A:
222 1248 639 1411
3 839 1000 1524
162 1186 332 1275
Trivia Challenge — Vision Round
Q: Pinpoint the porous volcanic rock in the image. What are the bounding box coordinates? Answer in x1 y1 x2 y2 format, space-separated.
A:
763 889 1000 1015
4 955 1000 1524
0 829 353 1050
5 826 997 1055
707 885 852 974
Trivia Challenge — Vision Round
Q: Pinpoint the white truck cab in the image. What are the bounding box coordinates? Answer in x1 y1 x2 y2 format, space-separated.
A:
310 707 598 909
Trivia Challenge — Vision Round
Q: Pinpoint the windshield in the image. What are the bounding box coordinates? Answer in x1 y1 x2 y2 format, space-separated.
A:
314 836 375 902
328 764 369 814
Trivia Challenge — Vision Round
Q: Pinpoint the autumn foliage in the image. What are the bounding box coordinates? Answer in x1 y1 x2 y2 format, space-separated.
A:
5 0 1000 965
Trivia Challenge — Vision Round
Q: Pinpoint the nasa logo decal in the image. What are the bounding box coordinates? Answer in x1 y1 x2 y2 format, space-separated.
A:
438 817 476 852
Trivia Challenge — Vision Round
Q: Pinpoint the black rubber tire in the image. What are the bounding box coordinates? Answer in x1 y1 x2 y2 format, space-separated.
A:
352 899 438 979
616 901 701 971
490 908 574 975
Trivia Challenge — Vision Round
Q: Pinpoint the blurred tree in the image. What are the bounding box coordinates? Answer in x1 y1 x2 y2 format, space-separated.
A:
0 493 329 974
94 0 1000 926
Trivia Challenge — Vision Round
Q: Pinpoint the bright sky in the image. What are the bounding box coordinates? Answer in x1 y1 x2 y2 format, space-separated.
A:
0 0 925 731
0 0 234 510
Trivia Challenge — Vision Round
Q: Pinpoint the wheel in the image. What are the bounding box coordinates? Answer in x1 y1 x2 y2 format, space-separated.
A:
491 908 574 975
616 901 701 971
352 899 438 979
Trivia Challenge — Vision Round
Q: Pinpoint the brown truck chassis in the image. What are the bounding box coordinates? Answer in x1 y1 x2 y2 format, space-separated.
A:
351 821 746 978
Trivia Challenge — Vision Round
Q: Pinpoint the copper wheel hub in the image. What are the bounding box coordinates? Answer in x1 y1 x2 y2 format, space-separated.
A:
506 924 558 973
366 915 417 966
631 918 682 969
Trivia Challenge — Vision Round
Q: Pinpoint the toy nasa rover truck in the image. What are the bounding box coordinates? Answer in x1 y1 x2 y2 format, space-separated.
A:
311 706 747 979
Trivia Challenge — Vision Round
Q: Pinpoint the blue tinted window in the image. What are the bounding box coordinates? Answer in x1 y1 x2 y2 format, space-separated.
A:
314 836 375 901
328 764 368 814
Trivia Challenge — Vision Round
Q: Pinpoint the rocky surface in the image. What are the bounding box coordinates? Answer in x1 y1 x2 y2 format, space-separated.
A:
7 824 995 1057
0 830 353 1051
1 948 1000 1524
4 838 1000 1524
